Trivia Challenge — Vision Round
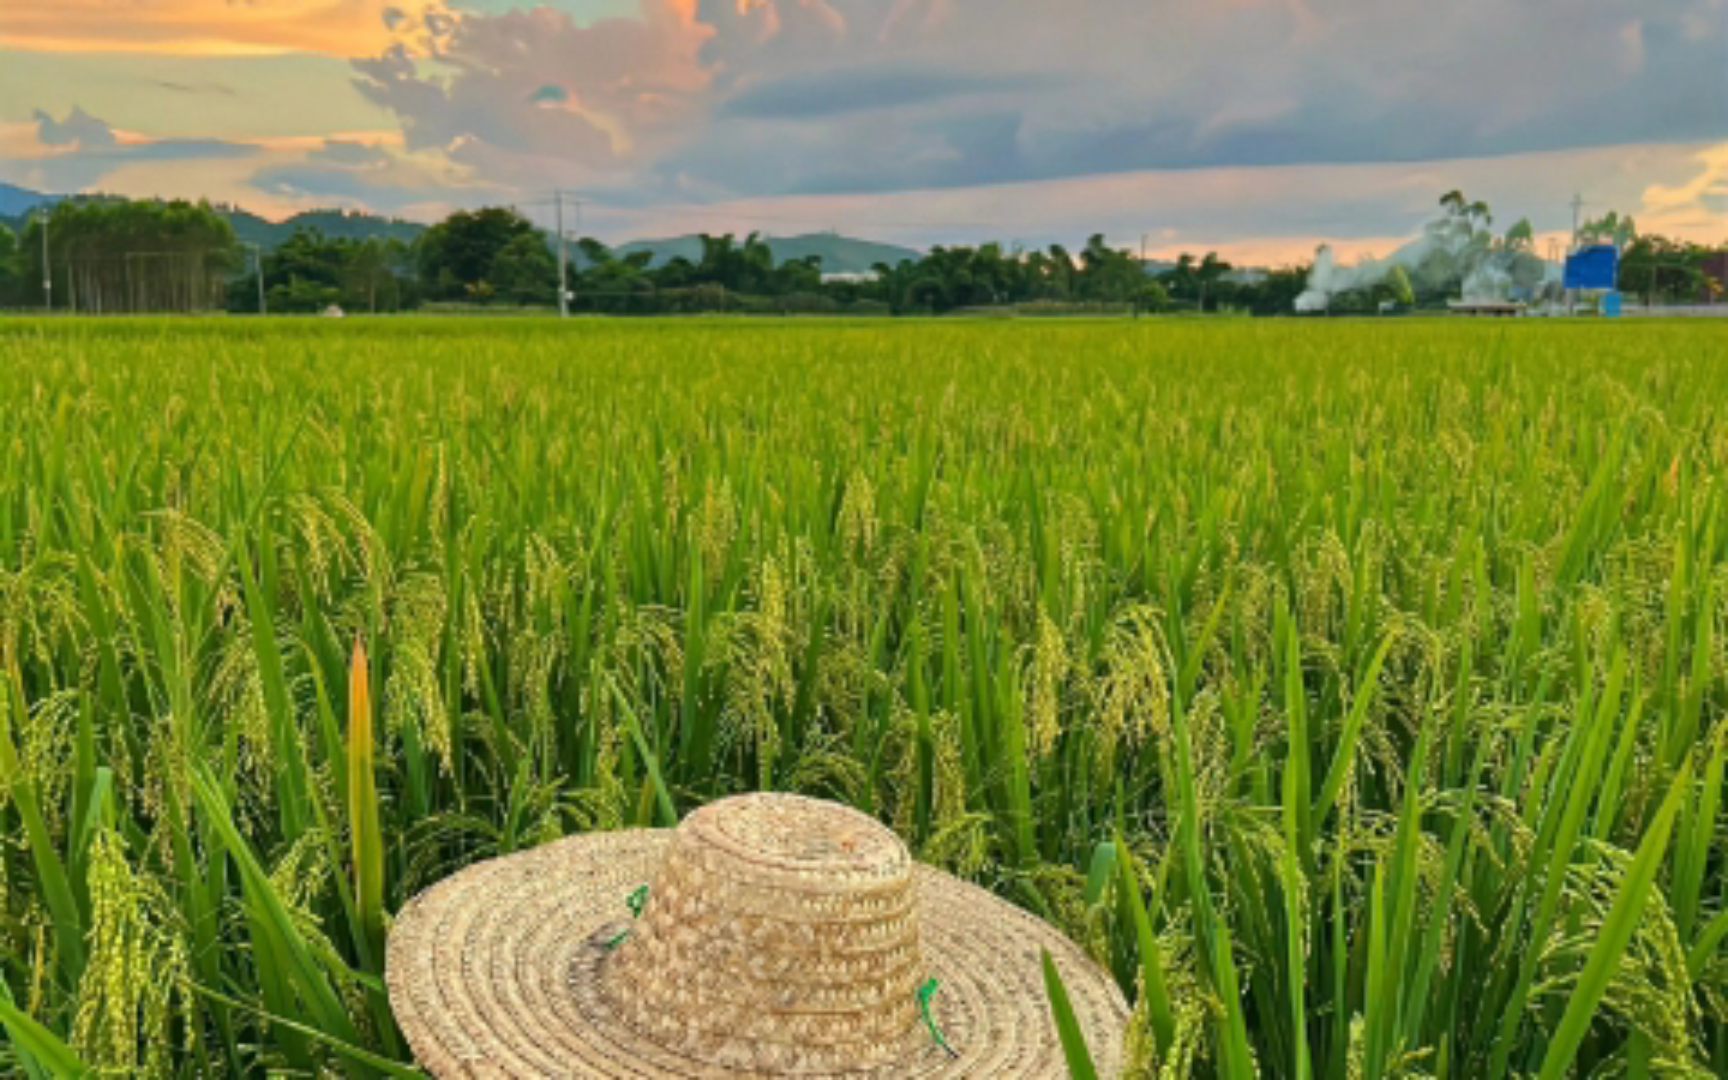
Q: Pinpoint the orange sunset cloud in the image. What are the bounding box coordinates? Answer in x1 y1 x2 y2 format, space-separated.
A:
0 0 443 58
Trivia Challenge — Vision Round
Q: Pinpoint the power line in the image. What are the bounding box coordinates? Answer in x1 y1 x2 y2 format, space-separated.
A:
242 241 266 316
39 206 51 313
555 190 568 319
625 205 992 231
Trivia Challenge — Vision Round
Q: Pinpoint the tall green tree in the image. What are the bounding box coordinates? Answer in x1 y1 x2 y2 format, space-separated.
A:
0 224 21 308
416 207 547 303
24 197 237 313
1386 264 1415 306
1578 210 1637 251
1619 234 1709 304
1076 233 1145 302
235 227 418 314
341 237 403 313
490 233 558 305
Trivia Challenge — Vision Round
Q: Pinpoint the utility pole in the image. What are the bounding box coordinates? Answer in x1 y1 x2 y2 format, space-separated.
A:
1137 232 1148 319
38 205 51 313
1570 193 1586 251
244 242 266 315
574 196 582 242
555 190 569 318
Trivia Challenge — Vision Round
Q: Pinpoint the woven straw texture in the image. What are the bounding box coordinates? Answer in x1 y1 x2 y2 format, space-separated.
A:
387 793 1128 1078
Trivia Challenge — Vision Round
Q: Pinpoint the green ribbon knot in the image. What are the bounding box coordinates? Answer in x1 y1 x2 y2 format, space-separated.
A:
916 977 958 1058
602 885 650 951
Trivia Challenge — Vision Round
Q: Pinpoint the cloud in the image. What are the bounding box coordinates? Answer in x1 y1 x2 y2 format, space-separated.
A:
720 67 1045 121
338 0 1727 210
689 0 1727 196
150 79 238 96
13 107 256 192
34 106 116 150
1637 143 1728 232
602 139 1728 264
251 164 418 205
351 1 713 189
310 139 396 168
0 0 451 58
0 50 401 145
7 0 1723 255
246 136 472 213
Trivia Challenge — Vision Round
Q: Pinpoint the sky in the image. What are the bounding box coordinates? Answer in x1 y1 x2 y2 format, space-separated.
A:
1 0 1724 262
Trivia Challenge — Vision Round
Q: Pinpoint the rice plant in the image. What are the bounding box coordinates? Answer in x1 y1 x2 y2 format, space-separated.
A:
0 315 1722 1078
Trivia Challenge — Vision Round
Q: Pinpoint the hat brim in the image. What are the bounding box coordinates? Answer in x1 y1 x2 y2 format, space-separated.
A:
386 829 1129 1077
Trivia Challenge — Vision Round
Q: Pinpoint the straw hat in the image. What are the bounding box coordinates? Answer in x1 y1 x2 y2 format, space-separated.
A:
386 792 1128 1077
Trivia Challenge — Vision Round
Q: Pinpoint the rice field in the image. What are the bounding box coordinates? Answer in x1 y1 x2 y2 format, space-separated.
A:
0 315 1724 1079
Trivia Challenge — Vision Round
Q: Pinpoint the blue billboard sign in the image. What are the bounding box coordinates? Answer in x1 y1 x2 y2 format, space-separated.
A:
1564 244 1619 289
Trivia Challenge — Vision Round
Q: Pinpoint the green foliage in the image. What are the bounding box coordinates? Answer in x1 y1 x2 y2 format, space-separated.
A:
0 225 22 308
22 197 237 312
7 190 1333 318
1161 252 1236 311
1044 950 1101 1080
0 316 1722 1079
1385 264 1415 307
222 206 425 252
1619 234 1714 304
1 981 89 1079
264 275 342 314
1572 207 1727 301
863 235 1175 314
1579 210 1638 251
490 233 559 306
416 206 549 303
240 228 418 314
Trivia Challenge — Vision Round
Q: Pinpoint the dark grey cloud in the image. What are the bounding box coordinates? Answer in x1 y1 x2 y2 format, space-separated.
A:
345 0 1728 206
721 67 1045 121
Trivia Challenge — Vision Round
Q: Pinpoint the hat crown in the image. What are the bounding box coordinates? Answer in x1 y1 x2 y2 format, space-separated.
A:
603 793 925 1073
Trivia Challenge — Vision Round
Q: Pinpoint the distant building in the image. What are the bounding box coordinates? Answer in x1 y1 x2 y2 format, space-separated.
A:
1446 300 1522 317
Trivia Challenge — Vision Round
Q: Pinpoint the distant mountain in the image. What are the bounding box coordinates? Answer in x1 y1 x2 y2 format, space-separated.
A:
0 183 56 219
220 215 916 274
4 189 920 273
217 206 426 250
611 232 922 275
0 191 424 250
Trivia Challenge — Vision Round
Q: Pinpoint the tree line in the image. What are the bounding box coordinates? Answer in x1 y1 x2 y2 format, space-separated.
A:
0 195 1720 315
396 209 1295 315
0 199 239 313
1577 211 1725 305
